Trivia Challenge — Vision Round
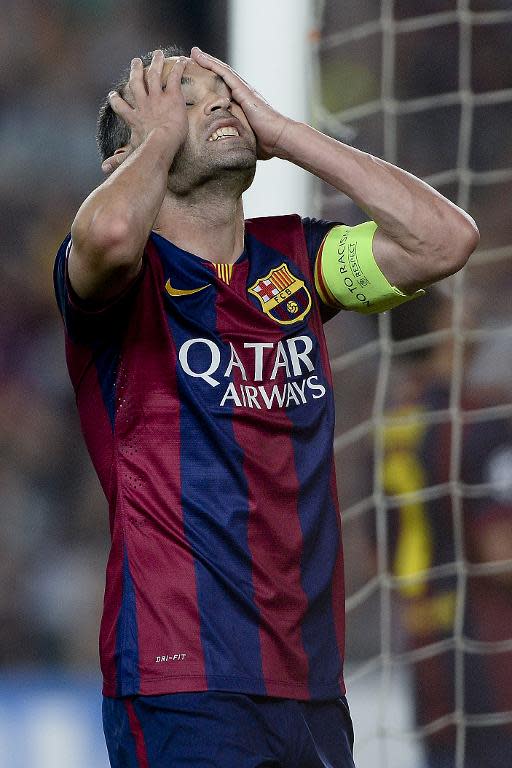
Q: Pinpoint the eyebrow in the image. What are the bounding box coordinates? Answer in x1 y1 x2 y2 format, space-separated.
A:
181 74 225 87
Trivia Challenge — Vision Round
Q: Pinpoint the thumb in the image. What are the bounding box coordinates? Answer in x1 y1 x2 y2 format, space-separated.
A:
101 152 126 175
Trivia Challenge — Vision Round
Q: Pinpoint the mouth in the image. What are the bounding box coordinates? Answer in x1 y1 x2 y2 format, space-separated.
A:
208 126 240 142
207 119 242 143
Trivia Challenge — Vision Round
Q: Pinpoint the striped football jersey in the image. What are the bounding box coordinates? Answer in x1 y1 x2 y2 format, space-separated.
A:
54 215 346 700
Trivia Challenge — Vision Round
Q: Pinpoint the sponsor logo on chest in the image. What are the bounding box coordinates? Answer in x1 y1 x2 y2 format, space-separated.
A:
178 335 326 410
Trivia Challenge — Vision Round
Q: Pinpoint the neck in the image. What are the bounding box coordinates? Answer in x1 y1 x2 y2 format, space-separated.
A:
153 184 246 265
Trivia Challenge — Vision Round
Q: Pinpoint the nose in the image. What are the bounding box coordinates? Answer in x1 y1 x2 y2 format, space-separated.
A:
204 92 232 114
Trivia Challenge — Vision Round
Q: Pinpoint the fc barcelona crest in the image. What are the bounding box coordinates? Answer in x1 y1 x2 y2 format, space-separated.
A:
248 263 312 325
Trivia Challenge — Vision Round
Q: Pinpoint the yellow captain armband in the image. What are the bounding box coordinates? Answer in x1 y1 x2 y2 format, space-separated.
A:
314 221 425 314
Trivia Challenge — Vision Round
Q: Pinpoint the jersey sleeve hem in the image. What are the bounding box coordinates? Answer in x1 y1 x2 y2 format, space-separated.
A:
63 239 145 316
53 234 145 344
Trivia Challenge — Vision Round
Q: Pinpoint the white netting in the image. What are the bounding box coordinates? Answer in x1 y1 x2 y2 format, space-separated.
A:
310 2 512 767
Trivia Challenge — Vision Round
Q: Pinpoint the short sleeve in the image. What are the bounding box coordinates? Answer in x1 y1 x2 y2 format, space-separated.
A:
53 234 144 345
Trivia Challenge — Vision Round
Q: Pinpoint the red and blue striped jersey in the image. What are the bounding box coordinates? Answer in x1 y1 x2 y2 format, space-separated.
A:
54 215 346 700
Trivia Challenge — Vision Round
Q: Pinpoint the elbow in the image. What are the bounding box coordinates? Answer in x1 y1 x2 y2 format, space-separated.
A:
435 211 480 278
71 212 134 267
456 214 480 268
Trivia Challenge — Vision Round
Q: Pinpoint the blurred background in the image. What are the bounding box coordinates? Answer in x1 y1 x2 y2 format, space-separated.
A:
1 1 511 767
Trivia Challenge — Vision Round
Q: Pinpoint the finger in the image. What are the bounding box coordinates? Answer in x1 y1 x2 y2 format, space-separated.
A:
164 56 189 92
101 153 125 175
108 90 134 122
129 57 147 101
101 158 115 174
146 49 164 91
191 47 250 91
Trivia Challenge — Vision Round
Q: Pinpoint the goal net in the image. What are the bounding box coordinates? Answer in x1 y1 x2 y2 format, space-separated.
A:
310 2 512 767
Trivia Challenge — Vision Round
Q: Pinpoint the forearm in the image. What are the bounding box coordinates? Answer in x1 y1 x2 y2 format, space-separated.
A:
71 125 178 264
275 121 479 286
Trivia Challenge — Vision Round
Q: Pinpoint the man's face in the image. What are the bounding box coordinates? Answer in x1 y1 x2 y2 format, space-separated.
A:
154 57 257 194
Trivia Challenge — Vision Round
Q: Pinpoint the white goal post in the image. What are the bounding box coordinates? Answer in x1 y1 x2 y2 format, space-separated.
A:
228 0 313 218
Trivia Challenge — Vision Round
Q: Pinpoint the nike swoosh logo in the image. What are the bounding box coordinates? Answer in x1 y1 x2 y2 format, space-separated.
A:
165 279 211 297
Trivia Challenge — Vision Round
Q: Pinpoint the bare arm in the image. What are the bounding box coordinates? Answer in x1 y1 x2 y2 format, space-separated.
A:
68 52 189 302
191 48 479 292
273 123 479 292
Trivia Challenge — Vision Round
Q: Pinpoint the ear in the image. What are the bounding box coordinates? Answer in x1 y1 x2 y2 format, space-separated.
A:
101 146 130 175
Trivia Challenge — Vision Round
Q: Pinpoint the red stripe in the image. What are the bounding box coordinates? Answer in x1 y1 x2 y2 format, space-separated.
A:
273 268 291 289
243 425 310 697
114 244 206 693
272 273 285 290
65 339 116 501
216 265 310 698
124 699 150 767
100 534 124 695
68 339 123 692
245 214 302 255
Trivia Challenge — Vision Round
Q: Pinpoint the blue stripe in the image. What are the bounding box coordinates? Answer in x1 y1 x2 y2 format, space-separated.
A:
102 696 141 768
115 545 140 696
53 236 71 322
158 236 265 691
301 217 341 270
93 342 120 430
285 329 344 698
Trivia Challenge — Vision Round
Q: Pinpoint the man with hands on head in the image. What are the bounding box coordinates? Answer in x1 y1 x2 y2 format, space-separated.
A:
54 45 478 768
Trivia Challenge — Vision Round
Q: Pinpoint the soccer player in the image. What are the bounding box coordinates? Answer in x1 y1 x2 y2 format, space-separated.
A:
53 46 479 768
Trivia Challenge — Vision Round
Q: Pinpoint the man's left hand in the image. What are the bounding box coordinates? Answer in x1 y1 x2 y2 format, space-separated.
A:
190 47 290 160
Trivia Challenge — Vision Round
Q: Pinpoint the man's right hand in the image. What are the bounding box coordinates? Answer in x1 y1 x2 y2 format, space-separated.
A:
69 51 190 302
102 51 189 175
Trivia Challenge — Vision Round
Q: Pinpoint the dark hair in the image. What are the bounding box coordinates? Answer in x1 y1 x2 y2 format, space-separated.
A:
96 44 187 161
